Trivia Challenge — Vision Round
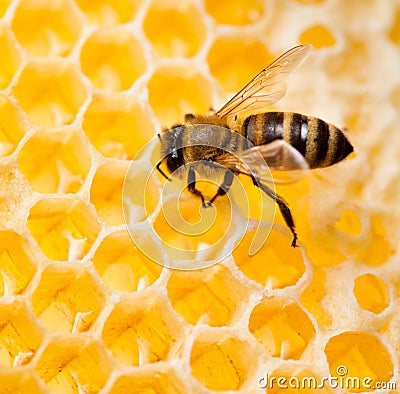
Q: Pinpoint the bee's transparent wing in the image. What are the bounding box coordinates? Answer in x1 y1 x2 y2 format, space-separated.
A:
216 45 311 119
216 140 310 184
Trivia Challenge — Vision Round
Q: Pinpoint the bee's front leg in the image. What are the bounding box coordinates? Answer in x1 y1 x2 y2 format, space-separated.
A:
187 166 207 208
209 170 234 205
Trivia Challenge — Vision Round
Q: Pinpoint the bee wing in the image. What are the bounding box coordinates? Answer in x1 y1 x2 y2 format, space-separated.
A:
216 140 310 184
216 45 311 120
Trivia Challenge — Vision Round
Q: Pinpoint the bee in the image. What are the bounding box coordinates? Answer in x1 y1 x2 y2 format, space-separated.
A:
156 45 353 247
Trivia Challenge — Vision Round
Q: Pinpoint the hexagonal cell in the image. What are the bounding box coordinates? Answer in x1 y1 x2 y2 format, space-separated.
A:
207 35 272 93
92 230 162 293
325 332 394 389
102 293 184 366
75 0 141 24
31 265 106 333
0 25 22 90
233 229 305 289
0 230 37 296
204 0 265 25
148 65 212 125
166 265 249 326
89 162 128 225
27 197 101 261
11 0 83 57
19 129 91 194
109 367 187 394
82 93 154 160
35 336 114 394
353 274 389 314
0 301 43 367
143 0 206 58
0 370 45 394
299 24 336 48
248 298 315 360
0 95 25 157
80 27 146 92
152 186 238 263
190 331 257 391
13 60 87 127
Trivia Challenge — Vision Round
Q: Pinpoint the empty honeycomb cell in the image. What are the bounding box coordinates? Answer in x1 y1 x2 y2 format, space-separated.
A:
336 208 363 236
31 265 106 333
27 197 101 261
82 93 154 160
143 0 206 58
0 370 45 394
19 129 91 194
11 0 83 57
353 274 389 314
12 60 87 127
166 265 250 326
35 336 114 394
249 299 315 359
389 7 400 45
152 188 237 262
0 25 21 90
109 368 187 394
148 65 212 125
102 294 184 366
207 36 272 93
0 301 43 367
300 267 332 327
80 27 146 92
325 332 394 392
0 95 25 157
204 0 265 25
233 229 305 289
299 24 336 48
92 230 162 293
90 162 128 225
75 0 140 24
0 231 37 296
190 331 257 391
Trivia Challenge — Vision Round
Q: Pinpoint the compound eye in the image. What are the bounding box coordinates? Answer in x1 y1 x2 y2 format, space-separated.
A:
166 153 180 173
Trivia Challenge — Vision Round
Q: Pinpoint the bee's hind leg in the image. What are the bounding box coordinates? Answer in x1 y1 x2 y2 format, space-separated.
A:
209 170 234 205
188 166 207 208
251 176 298 248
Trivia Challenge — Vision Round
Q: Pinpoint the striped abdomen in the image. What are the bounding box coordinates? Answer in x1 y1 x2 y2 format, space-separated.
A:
242 112 353 168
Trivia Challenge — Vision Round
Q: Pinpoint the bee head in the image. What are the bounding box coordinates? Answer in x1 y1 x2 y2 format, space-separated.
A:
157 125 185 179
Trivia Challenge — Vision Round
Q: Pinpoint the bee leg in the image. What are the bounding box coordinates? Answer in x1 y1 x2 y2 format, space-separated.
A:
209 170 234 205
188 166 207 208
251 177 298 248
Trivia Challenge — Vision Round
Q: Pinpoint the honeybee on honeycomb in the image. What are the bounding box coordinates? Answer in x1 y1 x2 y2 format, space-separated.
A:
157 45 353 247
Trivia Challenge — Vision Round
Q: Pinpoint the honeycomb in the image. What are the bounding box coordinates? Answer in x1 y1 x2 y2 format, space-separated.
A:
0 0 400 393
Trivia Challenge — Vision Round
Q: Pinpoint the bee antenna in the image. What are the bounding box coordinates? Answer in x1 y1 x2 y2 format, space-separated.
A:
156 161 171 181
